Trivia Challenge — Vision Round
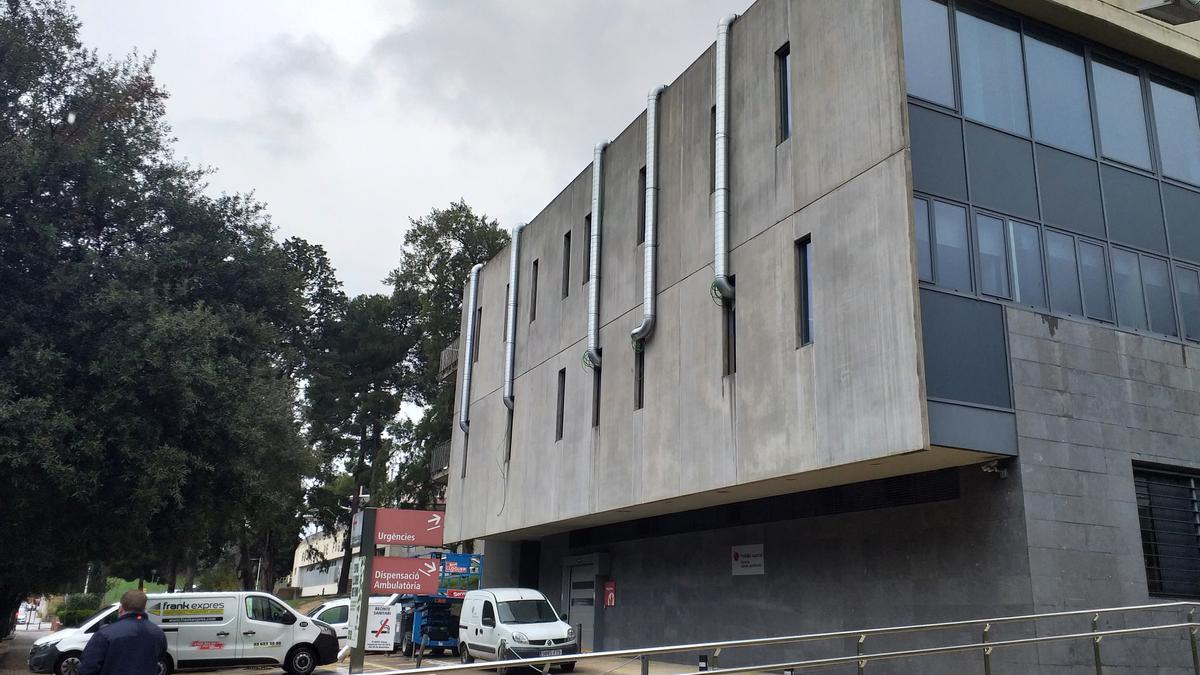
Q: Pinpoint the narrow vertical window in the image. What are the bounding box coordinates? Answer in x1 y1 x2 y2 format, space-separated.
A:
975 213 1010 298
555 368 566 441
1143 256 1178 337
1113 248 1148 331
776 42 792 143
932 201 972 292
1010 221 1046 308
529 260 539 322
1046 230 1082 315
634 349 645 410
562 231 572 298
473 307 482 362
900 0 954 108
637 167 647 245
710 105 717 194
1078 241 1113 322
796 238 813 346
591 369 601 428
914 198 933 282
723 277 737 375
1176 265 1200 342
583 215 592 285
502 284 509 341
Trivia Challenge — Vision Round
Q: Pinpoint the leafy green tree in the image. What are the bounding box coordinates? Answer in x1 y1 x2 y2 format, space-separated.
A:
305 293 417 593
0 0 340 627
385 201 509 509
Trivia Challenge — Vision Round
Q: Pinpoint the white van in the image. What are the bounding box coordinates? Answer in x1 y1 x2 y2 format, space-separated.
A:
27 592 339 675
458 589 576 671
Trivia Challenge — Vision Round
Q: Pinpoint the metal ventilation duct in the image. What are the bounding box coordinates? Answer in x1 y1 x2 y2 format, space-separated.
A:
712 14 738 302
632 85 666 346
1139 0 1200 24
503 223 526 410
585 141 608 368
458 263 483 433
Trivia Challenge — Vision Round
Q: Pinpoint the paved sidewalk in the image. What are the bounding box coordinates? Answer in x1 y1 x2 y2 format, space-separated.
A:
0 627 52 675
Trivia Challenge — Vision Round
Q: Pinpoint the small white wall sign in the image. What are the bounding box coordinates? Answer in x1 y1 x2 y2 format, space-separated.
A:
732 544 764 576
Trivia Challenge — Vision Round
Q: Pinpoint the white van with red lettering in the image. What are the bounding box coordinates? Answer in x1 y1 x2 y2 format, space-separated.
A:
458 589 577 672
27 592 338 675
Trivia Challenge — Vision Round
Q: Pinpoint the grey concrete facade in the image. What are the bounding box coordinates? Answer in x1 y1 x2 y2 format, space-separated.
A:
443 0 1200 671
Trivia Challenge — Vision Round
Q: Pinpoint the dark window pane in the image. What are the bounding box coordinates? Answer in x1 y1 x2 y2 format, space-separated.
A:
1093 61 1152 170
556 369 566 441
910 104 968 200
1164 185 1200 265
1078 241 1112 322
956 9 1028 135
1102 165 1167 254
1176 266 1200 341
965 122 1039 221
1046 230 1082 315
920 289 1011 408
1143 256 1178 336
1113 248 1148 331
901 0 955 107
1151 81 1200 186
1011 221 1046 308
796 239 814 345
1025 35 1094 156
915 198 933 281
777 44 792 142
976 213 1009 297
1036 145 1105 239
1135 468 1200 598
933 201 971 291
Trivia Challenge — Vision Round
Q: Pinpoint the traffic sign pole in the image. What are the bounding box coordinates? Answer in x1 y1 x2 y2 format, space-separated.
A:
349 507 377 674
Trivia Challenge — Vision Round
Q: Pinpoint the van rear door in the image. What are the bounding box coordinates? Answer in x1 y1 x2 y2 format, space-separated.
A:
150 595 237 669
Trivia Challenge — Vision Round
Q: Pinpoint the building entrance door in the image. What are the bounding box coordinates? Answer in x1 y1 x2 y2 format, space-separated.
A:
565 563 596 651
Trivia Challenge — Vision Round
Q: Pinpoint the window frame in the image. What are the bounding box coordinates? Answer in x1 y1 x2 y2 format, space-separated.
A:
555 368 566 441
722 276 737 376
529 259 539 323
795 237 813 347
582 215 592 285
562 231 572 299
634 349 645 411
1135 464 1200 600
637 167 647 245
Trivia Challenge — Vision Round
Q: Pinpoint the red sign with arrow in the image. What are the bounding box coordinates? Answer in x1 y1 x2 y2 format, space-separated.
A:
373 508 444 547
369 557 442 594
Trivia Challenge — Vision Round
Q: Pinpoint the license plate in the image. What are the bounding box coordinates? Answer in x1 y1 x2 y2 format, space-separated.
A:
542 649 563 657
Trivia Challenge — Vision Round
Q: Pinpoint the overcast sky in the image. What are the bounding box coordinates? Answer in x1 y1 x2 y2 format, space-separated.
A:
75 0 750 297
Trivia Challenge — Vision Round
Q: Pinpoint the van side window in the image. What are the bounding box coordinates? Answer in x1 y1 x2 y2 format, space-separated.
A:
246 596 291 623
318 605 348 624
482 601 496 623
86 609 119 633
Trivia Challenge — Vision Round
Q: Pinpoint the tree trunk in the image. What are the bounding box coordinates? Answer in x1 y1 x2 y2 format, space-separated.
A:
336 424 371 595
238 533 255 591
182 555 196 592
166 557 178 593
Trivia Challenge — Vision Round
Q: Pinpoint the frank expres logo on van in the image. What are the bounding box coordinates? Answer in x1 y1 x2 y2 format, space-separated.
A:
148 600 227 624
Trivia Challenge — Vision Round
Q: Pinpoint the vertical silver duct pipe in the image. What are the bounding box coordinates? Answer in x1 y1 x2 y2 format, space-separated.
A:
585 141 608 368
502 223 526 409
458 263 484 433
712 13 738 302
632 85 666 345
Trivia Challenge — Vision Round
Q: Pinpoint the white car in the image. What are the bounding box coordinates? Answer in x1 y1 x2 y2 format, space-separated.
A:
303 595 392 645
458 589 576 672
27 592 339 675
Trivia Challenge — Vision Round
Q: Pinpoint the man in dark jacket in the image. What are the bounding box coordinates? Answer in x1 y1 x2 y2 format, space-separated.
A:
78 590 167 675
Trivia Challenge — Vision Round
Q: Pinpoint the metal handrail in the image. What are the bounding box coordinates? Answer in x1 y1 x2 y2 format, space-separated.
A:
689 622 1200 674
371 601 1200 675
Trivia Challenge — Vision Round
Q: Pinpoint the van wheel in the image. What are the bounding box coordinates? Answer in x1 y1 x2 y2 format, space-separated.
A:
558 663 576 673
54 652 82 675
401 633 414 657
157 654 174 675
461 645 474 664
284 645 317 675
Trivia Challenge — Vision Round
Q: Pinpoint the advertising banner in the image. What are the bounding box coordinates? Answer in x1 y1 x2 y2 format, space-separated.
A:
348 557 365 642
731 544 765 576
148 598 229 624
369 557 441 594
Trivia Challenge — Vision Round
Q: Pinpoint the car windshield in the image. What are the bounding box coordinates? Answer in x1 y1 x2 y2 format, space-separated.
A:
305 604 326 617
497 599 558 624
83 606 118 632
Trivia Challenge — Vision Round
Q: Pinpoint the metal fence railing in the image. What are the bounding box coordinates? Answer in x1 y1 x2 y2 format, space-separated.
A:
369 601 1200 675
429 442 451 479
438 345 459 381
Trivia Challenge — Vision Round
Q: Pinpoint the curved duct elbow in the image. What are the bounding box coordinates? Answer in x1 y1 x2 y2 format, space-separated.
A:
712 13 738 302
503 223 526 410
585 141 608 368
632 85 666 345
458 263 484 433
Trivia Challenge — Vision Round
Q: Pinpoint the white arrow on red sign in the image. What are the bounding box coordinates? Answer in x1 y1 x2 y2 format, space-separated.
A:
420 561 439 578
426 513 443 531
